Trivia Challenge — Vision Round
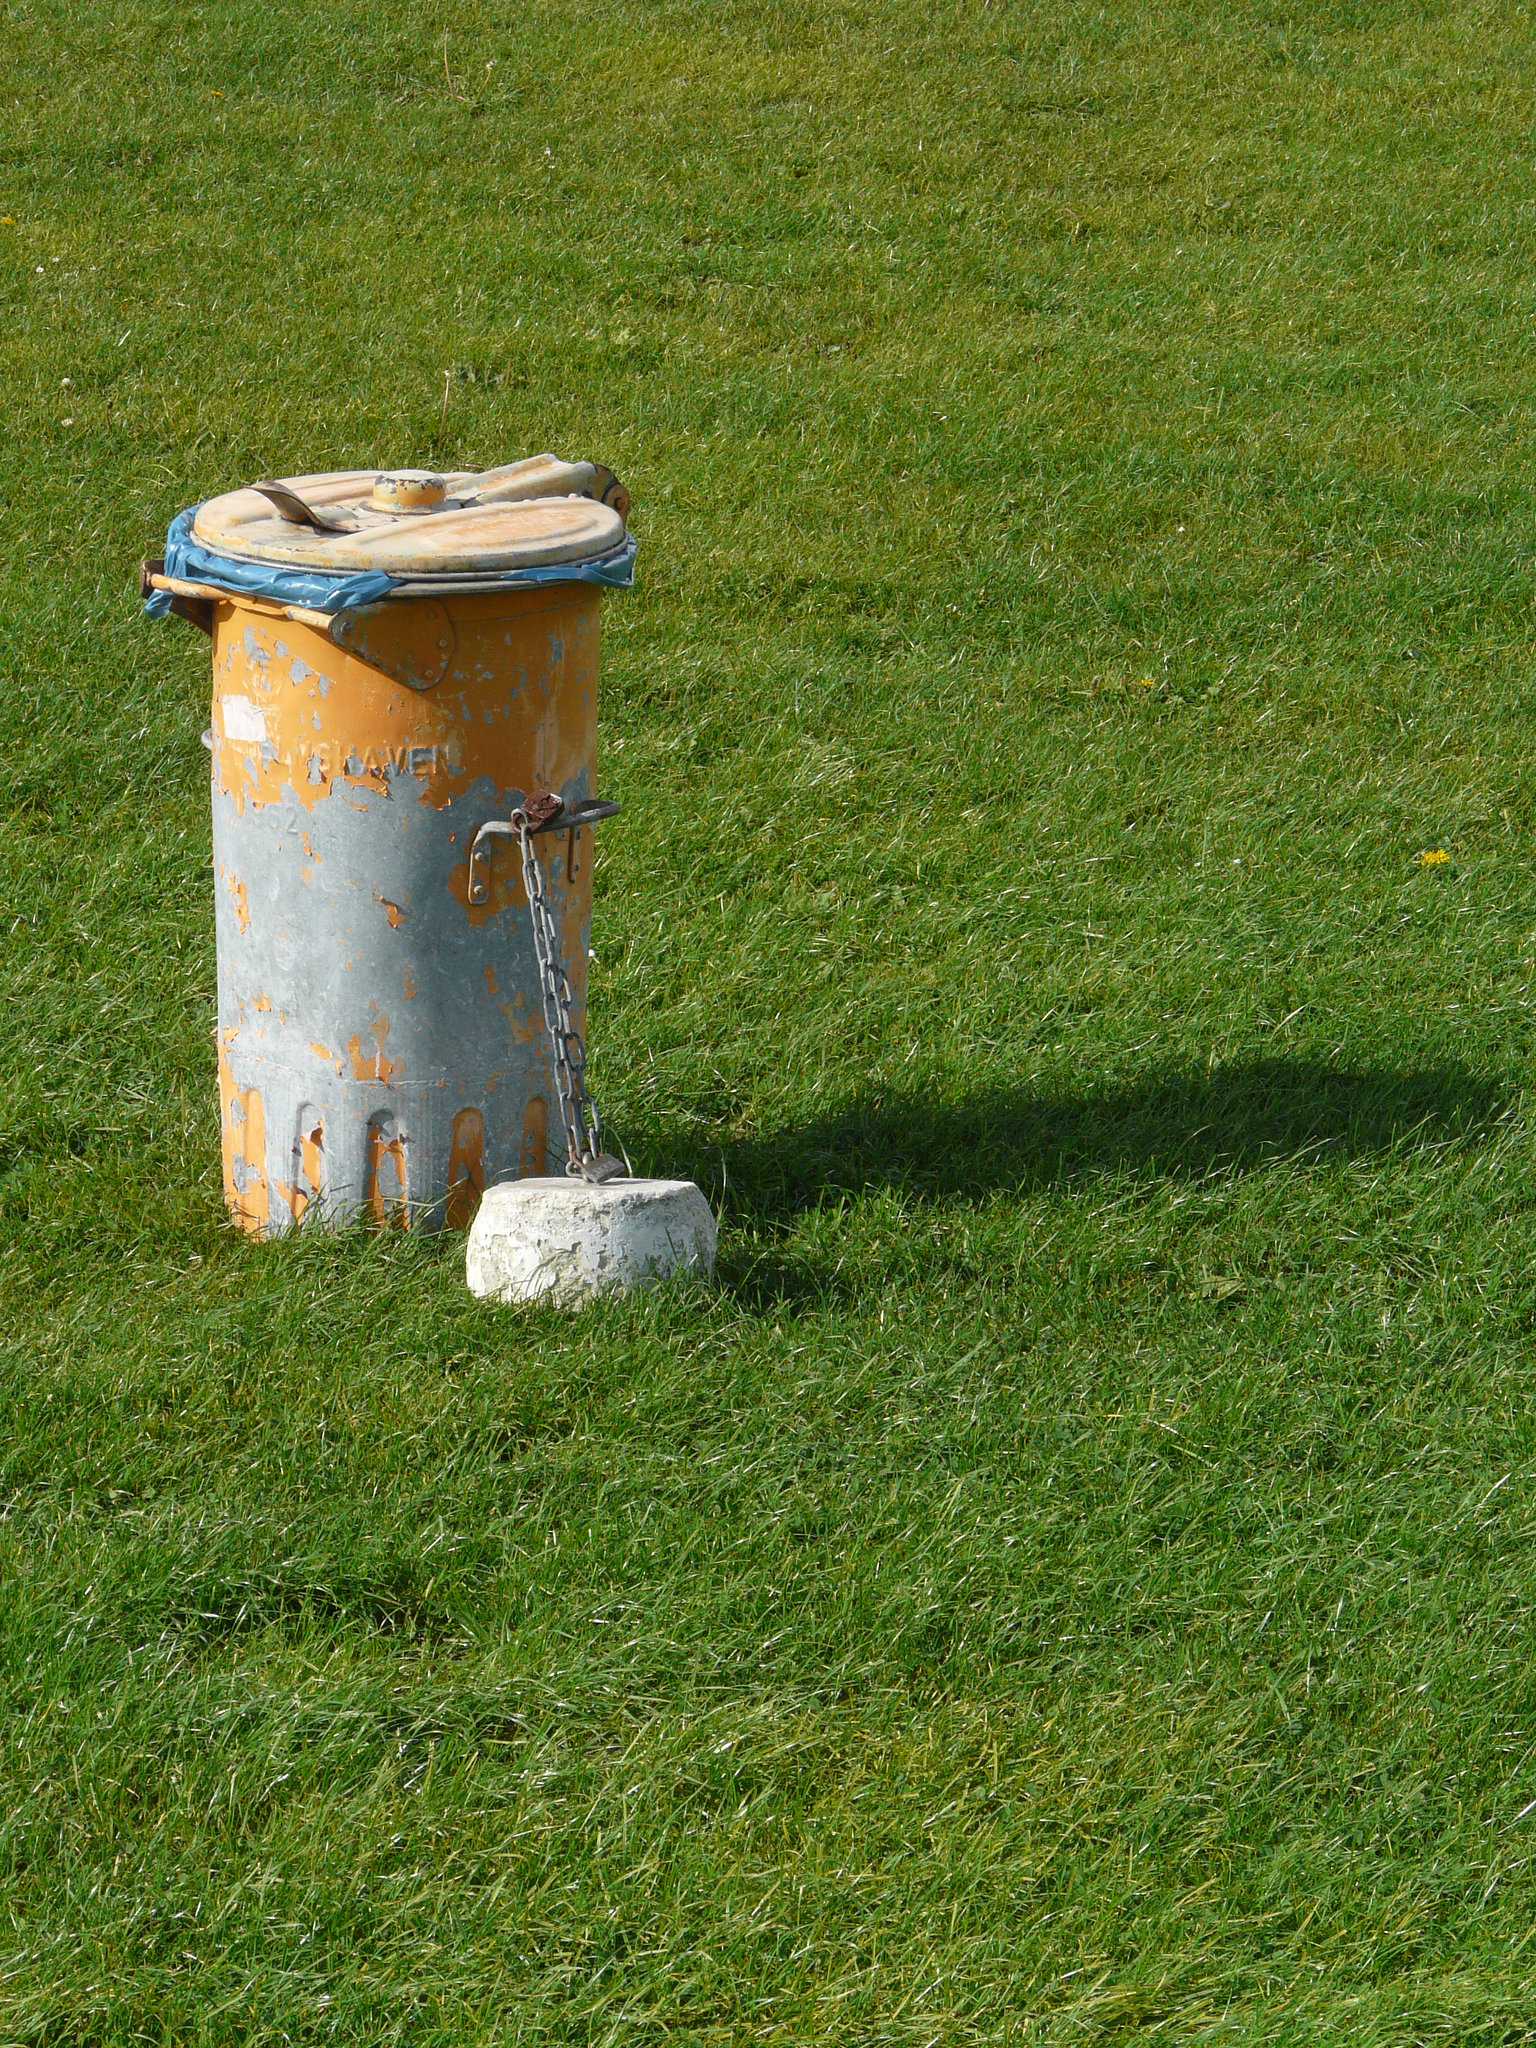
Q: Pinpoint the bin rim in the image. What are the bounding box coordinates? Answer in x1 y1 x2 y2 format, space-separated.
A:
143 505 638 620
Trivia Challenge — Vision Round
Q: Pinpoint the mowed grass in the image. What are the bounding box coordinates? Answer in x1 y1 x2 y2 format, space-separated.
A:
6 0 1536 2037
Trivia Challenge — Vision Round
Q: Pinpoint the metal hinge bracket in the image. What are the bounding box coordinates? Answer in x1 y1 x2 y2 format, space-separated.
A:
467 793 621 906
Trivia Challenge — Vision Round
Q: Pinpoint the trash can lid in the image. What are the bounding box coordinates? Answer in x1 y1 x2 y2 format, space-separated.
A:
191 454 627 579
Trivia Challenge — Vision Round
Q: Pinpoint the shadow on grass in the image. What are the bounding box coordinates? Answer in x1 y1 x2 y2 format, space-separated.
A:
659 1059 1508 1304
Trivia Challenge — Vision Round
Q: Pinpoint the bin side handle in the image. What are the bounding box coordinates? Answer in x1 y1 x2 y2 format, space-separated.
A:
142 562 336 635
141 559 215 635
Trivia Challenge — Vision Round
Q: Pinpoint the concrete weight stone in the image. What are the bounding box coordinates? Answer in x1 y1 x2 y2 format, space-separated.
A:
465 1177 717 1307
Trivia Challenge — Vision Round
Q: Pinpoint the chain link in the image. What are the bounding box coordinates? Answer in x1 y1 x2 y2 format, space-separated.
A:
512 807 623 1182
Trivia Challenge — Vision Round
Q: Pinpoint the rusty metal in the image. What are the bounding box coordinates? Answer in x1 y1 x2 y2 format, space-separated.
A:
522 789 567 832
466 793 619 907
589 465 631 522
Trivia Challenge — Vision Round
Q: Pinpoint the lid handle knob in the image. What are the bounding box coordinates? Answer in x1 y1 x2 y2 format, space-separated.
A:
371 470 448 515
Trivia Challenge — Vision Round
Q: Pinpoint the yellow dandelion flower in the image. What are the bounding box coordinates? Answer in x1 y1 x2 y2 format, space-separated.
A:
1417 848 1450 866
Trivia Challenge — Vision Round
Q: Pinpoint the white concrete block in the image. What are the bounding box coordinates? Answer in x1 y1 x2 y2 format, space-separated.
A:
465 1177 717 1307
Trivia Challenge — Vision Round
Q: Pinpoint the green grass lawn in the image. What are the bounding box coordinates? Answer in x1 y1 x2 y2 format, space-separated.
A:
7 0 1536 2037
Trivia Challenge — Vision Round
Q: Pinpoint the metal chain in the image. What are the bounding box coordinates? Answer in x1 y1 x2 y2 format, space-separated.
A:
512 807 623 1183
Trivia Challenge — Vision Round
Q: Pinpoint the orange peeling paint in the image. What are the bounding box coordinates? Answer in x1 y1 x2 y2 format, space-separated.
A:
298 1118 324 1196
445 1107 485 1230
500 1001 537 1047
217 1038 269 1237
208 587 600 820
367 1116 408 1226
223 869 251 933
379 897 406 928
520 1097 548 1178
346 1009 401 1084
280 1112 325 1223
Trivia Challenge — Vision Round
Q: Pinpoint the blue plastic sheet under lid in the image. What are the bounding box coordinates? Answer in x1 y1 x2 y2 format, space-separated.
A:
143 506 638 619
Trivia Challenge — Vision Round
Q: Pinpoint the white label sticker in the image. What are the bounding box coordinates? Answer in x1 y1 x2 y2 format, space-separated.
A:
222 696 268 745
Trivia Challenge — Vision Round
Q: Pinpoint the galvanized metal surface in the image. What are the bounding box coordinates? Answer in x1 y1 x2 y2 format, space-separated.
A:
465 796 620 905
209 582 603 1235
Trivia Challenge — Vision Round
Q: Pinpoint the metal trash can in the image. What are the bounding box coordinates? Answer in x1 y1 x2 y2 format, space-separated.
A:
143 454 634 1236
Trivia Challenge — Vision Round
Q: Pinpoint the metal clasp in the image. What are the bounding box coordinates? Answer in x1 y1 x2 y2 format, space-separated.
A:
466 792 620 905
